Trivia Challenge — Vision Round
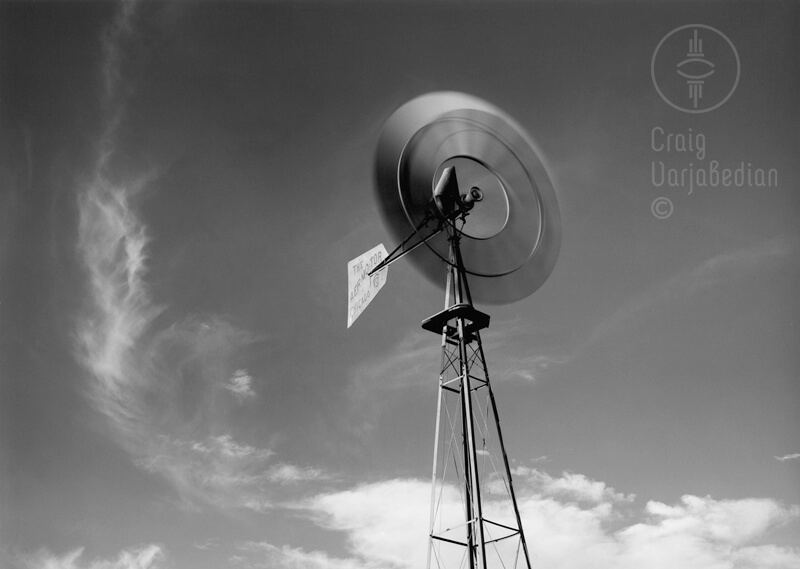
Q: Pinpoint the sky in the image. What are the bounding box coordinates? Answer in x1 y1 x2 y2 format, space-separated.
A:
1 1 799 568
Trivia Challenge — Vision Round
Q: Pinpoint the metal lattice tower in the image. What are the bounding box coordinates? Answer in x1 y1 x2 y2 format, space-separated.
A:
423 221 531 569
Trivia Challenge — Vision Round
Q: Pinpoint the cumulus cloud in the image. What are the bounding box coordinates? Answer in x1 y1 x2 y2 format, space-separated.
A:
514 467 634 504
732 545 800 569
238 469 800 569
233 543 373 569
635 495 799 547
20 544 165 569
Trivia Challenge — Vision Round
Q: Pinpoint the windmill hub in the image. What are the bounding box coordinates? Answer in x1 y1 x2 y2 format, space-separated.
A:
464 187 483 206
433 157 509 240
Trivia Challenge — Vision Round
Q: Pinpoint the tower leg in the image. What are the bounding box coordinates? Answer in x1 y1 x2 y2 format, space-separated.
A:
426 227 532 569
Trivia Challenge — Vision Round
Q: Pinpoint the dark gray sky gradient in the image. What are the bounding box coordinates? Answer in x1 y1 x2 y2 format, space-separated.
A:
2 2 799 568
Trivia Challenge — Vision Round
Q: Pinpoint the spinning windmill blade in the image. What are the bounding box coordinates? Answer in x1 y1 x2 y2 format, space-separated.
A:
374 91 561 304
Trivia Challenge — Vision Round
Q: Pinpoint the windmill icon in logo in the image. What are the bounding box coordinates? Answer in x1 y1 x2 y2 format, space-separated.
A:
652 24 740 114
677 29 715 109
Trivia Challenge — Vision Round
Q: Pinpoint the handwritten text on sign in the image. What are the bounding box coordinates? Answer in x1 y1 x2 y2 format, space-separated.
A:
347 243 388 328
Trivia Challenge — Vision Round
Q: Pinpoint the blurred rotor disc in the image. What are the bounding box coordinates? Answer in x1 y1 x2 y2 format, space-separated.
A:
374 92 561 304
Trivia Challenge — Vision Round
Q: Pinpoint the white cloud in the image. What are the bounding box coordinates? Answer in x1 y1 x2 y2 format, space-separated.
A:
192 538 218 551
513 467 635 504
134 433 276 510
732 545 800 569
636 495 799 546
776 453 800 462
268 463 330 484
302 479 434 569
233 543 375 569
610 495 800 569
214 435 267 459
222 369 257 400
254 469 800 569
73 0 324 511
20 544 165 569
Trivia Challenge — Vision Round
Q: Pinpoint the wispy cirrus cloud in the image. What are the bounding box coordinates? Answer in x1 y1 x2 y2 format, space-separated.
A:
133 435 330 511
584 239 793 348
349 329 437 391
235 468 800 569
268 463 330 485
74 0 324 512
356 240 795 395
342 329 438 442
481 321 572 384
349 321 567 406
133 433 275 510
192 538 219 551
775 453 800 462
77 189 275 508
77 190 295 510
222 369 257 401
19 544 165 569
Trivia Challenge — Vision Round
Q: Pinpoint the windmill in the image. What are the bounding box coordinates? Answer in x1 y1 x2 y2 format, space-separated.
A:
352 92 561 569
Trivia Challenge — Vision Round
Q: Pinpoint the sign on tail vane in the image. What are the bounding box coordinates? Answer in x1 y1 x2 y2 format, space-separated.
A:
347 243 388 328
